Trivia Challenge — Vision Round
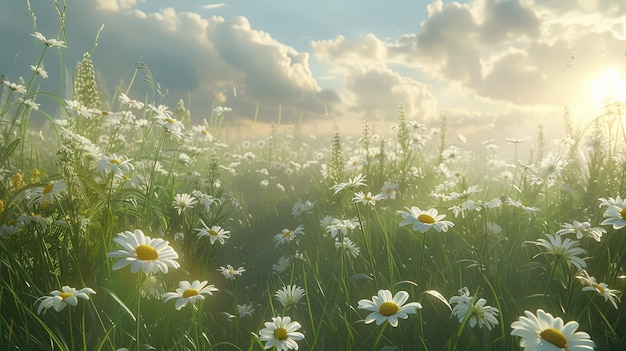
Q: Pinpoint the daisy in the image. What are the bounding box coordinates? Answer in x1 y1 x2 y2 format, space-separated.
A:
532 234 587 270
238 303 255 317
37 286 96 314
352 191 384 206
162 280 218 310
272 256 292 275
335 237 360 258
273 225 305 247
397 206 454 233
259 316 304 351
577 270 620 309
191 190 219 214
107 229 180 274
97 153 134 176
381 182 398 200
31 32 66 48
511 309 595 350
30 64 48 79
217 264 245 279
172 193 197 215
600 196 626 229
27 181 65 207
449 287 499 330
195 220 230 245
556 221 605 242
358 289 422 327
275 285 306 308
291 200 314 218
330 173 367 194
118 93 144 110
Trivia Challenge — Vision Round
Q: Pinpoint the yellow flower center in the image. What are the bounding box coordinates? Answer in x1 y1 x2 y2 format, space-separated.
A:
182 288 199 298
110 159 121 165
540 327 567 349
274 327 288 340
135 244 158 260
166 117 176 124
365 195 372 201
417 214 435 224
283 230 291 238
386 188 392 194
593 283 605 295
620 208 626 220
379 301 399 316
43 183 54 195
201 129 208 135
209 229 218 236
59 292 73 300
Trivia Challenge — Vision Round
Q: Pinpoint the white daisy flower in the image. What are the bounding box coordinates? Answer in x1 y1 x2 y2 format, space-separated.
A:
162 280 218 310
511 309 595 350
107 229 180 274
358 289 422 327
259 316 304 351
37 286 95 314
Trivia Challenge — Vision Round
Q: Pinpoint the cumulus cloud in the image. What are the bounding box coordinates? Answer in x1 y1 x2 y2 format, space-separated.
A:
0 0 339 123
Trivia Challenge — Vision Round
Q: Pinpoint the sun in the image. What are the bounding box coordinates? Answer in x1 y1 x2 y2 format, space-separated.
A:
590 68 626 109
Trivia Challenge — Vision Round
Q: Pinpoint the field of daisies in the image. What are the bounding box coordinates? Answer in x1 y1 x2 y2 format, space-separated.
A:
2 7 626 351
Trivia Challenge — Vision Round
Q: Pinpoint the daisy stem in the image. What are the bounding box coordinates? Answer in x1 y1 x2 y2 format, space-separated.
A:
354 203 377 286
417 232 427 288
372 322 388 348
541 255 561 307
136 273 143 351
68 306 75 351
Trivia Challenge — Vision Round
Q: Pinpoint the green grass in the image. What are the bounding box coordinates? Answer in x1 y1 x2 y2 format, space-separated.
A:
1 3 626 350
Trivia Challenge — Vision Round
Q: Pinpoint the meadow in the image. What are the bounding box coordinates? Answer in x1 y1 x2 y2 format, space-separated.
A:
1 5 626 351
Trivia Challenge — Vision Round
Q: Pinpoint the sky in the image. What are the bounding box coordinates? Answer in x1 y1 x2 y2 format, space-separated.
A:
1 0 626 142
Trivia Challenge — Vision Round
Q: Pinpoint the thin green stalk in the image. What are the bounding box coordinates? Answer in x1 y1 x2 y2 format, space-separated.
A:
136 273 144 351
354 203 377 286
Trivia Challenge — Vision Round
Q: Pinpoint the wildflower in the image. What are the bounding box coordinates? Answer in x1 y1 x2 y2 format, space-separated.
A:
97 153 134 176
511 309 595 350
31 32 67 48
118 93 144 110
505 197 540 215
600 196 626 229
449 287 499 330
275 285 306 308
37 286 95 314
196 220 230 245
191 190 219 214
324 218 359 238
217 264 245 279
532 234 587 270
30 65 48 79
172 193 197 215
19 98 40 110
577 270 620 309
330 173 367 194
352 191 383 206
291 200 314 218
238 303 255 317
214 106 232 116
335 237 360 258
273 225 305 247
358 289 422 327
259 316 304 351
530 153 569 187
163 280 218 310
381 182 398 200
556 221 605 242
27 181 65 207
2 80 26 94
107 229 180 274
152 105 185 141
142 275 164 299
272 256 292 275
397 206 454 233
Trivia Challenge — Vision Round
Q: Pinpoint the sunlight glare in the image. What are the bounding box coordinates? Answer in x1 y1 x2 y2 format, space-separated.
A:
590 68 626 109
